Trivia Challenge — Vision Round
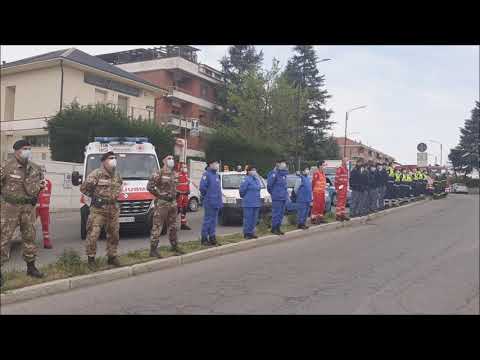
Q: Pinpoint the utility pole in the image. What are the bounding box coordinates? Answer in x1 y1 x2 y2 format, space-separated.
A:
344 105 367 159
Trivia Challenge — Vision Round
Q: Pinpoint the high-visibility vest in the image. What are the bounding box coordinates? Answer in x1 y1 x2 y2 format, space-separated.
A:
388 166 395 177
395 172 402 182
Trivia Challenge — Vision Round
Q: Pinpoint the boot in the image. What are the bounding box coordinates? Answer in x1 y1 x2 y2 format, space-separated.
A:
336 215 343 222
343 215 350 221
171 245 185 255
107 256 121 267
26 261 44 278
318 218 327 224
201 236 210 246
209 236 218 246
87 257 97 271
180 224 191 230
150 244 162 258
250 234 258 239
43 238 53 249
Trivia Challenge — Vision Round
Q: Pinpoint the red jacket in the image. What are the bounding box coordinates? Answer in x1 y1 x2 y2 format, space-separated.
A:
38 179 52 208
335 166 348 192
176 171 190 194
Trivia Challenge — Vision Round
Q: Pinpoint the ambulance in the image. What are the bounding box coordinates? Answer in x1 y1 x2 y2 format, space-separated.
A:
71 137 160 239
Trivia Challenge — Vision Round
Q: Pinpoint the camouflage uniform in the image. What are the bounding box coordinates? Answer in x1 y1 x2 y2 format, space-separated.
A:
0 158 44 264
147 168 178 248
80 166 122 257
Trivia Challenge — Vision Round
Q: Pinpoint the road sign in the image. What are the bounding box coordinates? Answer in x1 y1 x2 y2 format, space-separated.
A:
417 142 427 152
417 152 428 167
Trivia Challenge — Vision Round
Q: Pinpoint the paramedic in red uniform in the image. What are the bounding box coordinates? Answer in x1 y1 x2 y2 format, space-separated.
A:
36 167 53 249
176 162 191 230
335 158 350 222
311 161 327 224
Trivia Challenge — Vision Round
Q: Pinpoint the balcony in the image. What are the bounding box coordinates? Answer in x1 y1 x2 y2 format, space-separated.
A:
157 114 214 134
198 64 223 82
165 86 217 110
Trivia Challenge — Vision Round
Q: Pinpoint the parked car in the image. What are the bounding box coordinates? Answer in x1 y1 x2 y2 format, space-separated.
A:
206 172 272 225
451 183 469 194
285 174 332 214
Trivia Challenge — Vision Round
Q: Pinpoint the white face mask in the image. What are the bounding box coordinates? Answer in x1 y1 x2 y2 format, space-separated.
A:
19 149 32 161
278 163 287 170
211 163 219 171
249 170 257 176
181 167 188 173
166 159 174 169
303 170 310 176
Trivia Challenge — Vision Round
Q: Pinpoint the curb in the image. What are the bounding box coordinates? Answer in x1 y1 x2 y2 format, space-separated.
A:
0 198 431 306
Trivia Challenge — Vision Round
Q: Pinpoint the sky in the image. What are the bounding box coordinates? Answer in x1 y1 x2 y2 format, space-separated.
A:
1 45 478 165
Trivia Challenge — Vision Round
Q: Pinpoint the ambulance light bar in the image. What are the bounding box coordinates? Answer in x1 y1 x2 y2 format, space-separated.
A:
94 137 149 144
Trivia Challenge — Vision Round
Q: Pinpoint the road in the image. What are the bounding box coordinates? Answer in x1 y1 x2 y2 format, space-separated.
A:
3 208 243 273
2 194 478 314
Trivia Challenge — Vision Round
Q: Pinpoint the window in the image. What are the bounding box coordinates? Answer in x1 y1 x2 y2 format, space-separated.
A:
95 89 107 104
200 83 209 99
118 95 128 114
24 135 49 147
4 86 16 120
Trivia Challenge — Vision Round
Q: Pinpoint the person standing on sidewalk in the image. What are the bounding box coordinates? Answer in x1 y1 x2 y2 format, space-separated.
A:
366 161 378 213
294 167 313 229
239 165 261 239
36 165 53 249
359 161 370 216
80 151 123 270
335 158 350 221
311 161 327 224
267 159 289 235
176 162 191 231
1 140 46 286
148 155 184 257
349 159 363 218
200 160 223 245
378 163 388 210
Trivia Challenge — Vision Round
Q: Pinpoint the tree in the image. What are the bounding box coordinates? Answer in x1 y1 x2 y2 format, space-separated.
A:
46 103 174 163
218 45 264 125
448 101 479 174
283 46 334 163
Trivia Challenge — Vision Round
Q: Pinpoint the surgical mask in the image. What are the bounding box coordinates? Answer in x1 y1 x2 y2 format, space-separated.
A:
19 149 32 161
371 167 376 171
278 163 287 170
181 167 188 173
249 170 257 176
166 159 174 169
360 167 365 172
211 163 219 171
303 170 310 176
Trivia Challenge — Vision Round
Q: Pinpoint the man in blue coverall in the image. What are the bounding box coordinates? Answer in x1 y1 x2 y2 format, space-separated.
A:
199 159 223 246
294 167 313 230
267 159 289 235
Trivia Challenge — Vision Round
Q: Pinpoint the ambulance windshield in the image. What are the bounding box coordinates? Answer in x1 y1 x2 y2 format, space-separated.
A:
85 154 159 180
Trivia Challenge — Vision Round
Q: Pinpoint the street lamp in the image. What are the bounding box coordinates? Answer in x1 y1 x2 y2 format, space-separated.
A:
344 105 367 158
428 139 443 166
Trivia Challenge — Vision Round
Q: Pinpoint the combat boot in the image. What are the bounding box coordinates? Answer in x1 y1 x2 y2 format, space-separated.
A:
336 215 343 222
87 257 97 271
343 215 350 221
149 245 162 258
180 224 191 230
107 256 121 267
26 261 44 278
201 236 209 246
209 236 218 246
171 245 185 255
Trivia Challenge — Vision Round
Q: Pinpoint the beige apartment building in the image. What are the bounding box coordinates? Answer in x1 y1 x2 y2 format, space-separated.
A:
1 48 166 162
335 137 396 164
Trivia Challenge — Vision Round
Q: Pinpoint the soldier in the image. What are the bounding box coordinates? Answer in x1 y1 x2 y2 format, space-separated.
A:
148 155 184 257
80 151 122 270
1 140 45 286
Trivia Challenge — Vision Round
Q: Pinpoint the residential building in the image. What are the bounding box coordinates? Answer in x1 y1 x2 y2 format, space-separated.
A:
1 48 165 162
97 46 223 159
335 137 396 164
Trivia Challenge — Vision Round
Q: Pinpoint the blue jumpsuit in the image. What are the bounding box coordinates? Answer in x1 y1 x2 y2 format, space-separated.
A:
295 175 313 226
267 168 289 230
239 175 261 236
200 168 223 238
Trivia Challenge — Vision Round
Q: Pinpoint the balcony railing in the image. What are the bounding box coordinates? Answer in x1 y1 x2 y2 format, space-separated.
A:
166 85 193 97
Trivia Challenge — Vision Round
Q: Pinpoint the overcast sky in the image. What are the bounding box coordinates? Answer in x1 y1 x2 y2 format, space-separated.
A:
1 45 478 165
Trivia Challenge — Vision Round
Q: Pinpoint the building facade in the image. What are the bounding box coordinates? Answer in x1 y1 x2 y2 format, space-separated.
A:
1 48 164 162
335 137 395 164
97 46 223 159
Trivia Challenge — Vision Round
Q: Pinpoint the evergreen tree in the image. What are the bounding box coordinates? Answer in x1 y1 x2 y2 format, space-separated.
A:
283 46 334 164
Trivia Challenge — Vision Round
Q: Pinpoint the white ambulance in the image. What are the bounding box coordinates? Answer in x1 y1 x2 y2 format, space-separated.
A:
71 137 160 239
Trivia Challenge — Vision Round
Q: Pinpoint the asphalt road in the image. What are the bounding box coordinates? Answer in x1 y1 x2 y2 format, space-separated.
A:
3 208 243 272
2 194 478 314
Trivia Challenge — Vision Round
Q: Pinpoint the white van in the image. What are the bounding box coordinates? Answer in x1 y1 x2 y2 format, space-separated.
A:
216 171 272 225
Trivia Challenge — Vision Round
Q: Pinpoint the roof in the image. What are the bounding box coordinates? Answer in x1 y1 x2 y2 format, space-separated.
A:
1 48 164 91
